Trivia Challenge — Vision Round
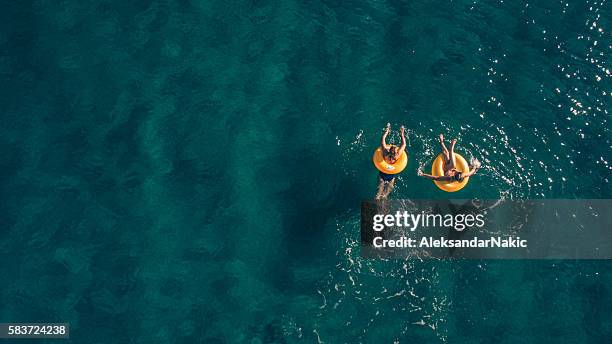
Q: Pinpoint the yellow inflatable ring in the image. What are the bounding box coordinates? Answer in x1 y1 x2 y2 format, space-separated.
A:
431 153 470 192
373 146 407 174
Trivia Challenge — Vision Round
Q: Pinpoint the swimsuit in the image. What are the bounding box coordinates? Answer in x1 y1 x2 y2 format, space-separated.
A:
454 171 463 182
379 171 395 182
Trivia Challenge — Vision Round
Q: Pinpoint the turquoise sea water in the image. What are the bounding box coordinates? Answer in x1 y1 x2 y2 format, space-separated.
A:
1 0 611 342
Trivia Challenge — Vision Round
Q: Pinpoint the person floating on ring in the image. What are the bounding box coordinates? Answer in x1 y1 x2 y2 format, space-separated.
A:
418 134 480 187
374 123 407 199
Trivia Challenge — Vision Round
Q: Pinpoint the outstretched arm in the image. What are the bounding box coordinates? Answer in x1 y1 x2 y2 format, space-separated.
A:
398 126 407 153
462 160 482 178
381 123 391 149
418 170 452 181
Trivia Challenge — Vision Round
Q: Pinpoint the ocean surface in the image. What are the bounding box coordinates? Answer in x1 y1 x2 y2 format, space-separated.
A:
1 0 611 342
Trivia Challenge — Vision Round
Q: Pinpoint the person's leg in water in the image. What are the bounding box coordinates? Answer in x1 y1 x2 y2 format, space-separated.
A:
382 177 396 198
375 175 386 200
376 173 396 199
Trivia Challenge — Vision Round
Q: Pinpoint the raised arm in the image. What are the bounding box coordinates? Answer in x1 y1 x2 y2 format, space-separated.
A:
462 160 482 178
398 126 407 153
381 123 391 149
